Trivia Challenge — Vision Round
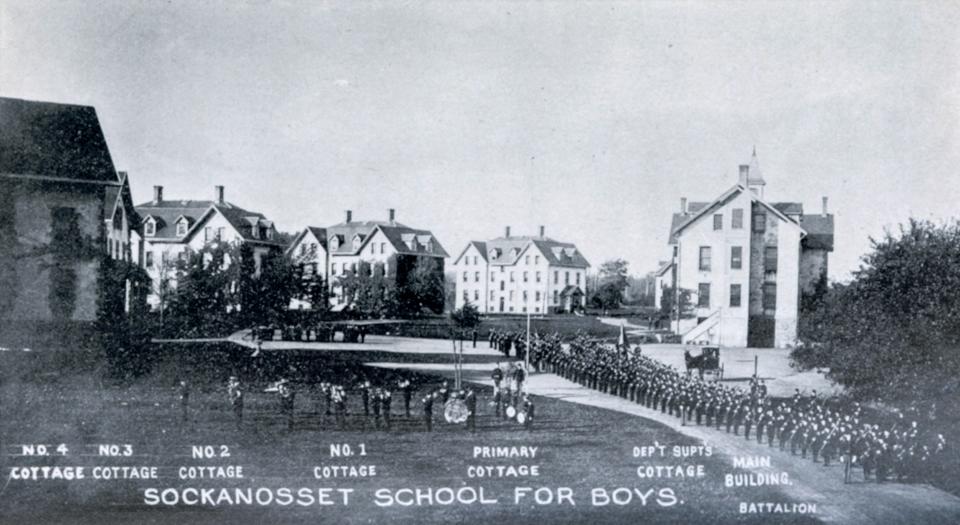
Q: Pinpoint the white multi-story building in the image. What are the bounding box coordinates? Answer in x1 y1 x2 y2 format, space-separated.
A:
452 226 590 314
135 185 283 308
666 151 834 348
286 209 448 311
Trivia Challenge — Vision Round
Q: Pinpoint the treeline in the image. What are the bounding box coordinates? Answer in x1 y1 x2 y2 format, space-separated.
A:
795 219 960 410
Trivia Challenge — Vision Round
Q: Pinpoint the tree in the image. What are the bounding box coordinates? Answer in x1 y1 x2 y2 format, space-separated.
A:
291 255 329 318
793 219 960 405
594 258 630 309
150 257 176 328
164 243 240 337
339 260 393 318
659 285 694 321
450 301 481 336
399 256 445 315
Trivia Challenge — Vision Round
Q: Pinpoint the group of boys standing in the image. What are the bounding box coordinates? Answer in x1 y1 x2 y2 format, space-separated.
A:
534 334 949 485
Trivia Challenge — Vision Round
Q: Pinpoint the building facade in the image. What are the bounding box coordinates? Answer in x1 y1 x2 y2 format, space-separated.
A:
0 96 135 327
287 209 448 312
666 151 834 348
452 226 590 314
135 185 283 309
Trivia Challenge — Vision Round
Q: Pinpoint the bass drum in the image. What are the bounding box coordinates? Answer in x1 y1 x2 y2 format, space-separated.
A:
444 399 470 423
505 405 517 419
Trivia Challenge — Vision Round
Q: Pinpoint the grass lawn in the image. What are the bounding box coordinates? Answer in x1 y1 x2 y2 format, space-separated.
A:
0 345 819 524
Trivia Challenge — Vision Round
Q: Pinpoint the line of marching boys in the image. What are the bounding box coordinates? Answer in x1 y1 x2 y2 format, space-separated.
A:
529 333 950 485
180 373 531 433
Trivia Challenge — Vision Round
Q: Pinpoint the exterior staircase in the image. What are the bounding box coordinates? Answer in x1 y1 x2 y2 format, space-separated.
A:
682 308 721 345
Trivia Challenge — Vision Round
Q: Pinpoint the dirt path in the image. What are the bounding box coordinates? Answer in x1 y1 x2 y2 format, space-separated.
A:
369 363 960 525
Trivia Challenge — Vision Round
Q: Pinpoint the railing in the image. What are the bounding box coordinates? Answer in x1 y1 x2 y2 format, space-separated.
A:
682 308 721 344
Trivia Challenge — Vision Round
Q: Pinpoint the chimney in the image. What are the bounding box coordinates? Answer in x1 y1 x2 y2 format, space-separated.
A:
153 185 163 205
388 208 396 224
739 164 749 186
345 210 353 223
822 197 828 217
539 225 545 238
505 226 511 238
680 197 687 214
215 185 225 204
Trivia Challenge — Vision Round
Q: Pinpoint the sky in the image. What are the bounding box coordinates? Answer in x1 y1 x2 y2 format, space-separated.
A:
2 1 958 282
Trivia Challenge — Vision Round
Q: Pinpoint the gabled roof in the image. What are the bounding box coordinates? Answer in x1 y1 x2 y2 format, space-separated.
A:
559 285 584 297
135 198 281 244
655 261 674 277
326 221 400 255
464 235 589 269
325 220 448 258
103 171 141 227
669 184 805 243
286 226 328 256
452 241 488 265
0 97 119 185
376 225 449 257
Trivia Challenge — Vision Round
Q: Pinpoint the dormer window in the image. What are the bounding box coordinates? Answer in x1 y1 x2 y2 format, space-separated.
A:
330 236 340 251
352 235 362 252
144 218 156 237
176 219 188 237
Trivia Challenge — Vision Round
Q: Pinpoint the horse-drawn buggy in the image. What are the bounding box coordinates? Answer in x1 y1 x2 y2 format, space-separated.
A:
684 345 723 381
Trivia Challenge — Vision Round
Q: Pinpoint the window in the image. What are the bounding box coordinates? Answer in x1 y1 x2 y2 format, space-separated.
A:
381 242 386 254
764 246 778 271
576 272 581 285
300 244 307 256
146 251 154 268
474 290 479 301
535 256 540 265
732 209 744 229
523 271 528 282
114 240 120 258
331 263 337 275
752 212 766 233
525 255 530 265
536 271 541 283
463 271 468 282
553 290 559 303
565 271 570 285
474 271 480 282
145 220 155 236
490 291 494 300
204 227 212 243
699 246 712 271
554 271 559 284
491 273 495 282
763 282 777 311
731 246 743 270
713 213 722 231
463 291 469 302
509 291 514 301
698 283 711 308
522 307 527 313
523 291 528 302
730 284 742 307
510 272 515 282
500 281 505 291
535 291 541 301
217 227 225 240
